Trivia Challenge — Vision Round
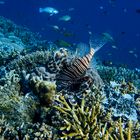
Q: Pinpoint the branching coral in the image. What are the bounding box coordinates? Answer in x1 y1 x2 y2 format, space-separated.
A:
53 95 140 140
54 95 102 139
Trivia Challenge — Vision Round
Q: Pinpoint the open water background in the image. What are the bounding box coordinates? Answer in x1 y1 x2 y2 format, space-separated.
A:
0 0 140 68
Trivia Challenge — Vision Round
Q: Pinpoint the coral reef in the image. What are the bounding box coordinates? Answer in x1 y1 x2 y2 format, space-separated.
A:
0 115 57 140
0 17 140 139
103 84 137 121
6 50 50 73
0 16 49 68
96 65 140 121
96 65 140 84
30 78 56 107
0 16 46 47
54 95 140 140
0 32 25 66
54 95 103 139
0 70 39 126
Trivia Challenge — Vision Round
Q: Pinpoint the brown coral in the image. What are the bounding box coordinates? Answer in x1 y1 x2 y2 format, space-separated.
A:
30 77 56 107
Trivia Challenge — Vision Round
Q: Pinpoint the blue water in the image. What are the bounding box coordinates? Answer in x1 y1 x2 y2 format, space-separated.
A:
0 0 140 68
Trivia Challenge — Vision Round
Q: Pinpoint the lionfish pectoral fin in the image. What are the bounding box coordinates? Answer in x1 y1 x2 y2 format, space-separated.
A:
89 33 114 53
75 43 90 57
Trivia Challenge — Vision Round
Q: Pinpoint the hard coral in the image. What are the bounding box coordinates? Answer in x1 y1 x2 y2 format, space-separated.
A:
0 70 38 126
7 51 50 73
97 65 139 84
30 77 56 107
54 95 140 140
0 16 44 47
0 34 25 66
0 116 56 140
54 95 102 139
96 65 140 121
0 16 49 69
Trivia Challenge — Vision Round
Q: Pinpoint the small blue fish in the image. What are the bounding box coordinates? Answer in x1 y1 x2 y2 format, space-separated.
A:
39 7 59 16
59 15 71 21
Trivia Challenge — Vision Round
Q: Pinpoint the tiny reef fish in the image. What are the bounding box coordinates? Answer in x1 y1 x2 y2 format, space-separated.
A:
59 15 71 21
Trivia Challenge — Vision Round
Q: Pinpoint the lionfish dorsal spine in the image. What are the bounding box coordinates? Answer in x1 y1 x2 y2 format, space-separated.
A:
80 48 95 68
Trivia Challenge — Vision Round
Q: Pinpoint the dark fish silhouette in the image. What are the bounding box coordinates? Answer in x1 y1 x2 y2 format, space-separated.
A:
136 9 140 14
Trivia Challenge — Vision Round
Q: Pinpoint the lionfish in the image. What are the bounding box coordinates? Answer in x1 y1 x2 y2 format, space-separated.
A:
56 47 94 81
48 33 113 91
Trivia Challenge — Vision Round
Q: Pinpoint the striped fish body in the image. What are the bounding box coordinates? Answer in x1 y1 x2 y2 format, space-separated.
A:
56 48 95 81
